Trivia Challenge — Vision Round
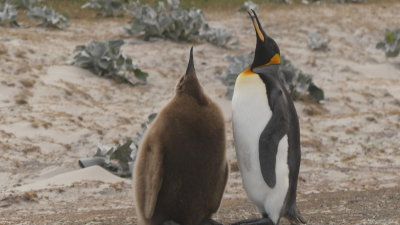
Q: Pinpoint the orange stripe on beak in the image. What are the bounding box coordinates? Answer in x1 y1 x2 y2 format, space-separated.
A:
251 17 265 41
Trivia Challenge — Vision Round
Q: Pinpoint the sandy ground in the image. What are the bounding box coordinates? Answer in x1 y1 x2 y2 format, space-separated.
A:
0 2 400 225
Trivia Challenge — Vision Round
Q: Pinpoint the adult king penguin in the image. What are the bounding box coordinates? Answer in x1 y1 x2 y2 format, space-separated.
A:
134 48 228 225
231 10 306 225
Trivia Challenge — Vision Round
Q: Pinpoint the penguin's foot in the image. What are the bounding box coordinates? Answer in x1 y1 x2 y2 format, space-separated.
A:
230 218 274 225
200 218 224 225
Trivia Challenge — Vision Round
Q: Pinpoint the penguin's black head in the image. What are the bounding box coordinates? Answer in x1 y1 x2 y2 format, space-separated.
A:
248 10 280 69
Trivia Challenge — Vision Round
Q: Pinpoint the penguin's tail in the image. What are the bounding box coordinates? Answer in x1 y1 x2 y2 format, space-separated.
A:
285 203 306 225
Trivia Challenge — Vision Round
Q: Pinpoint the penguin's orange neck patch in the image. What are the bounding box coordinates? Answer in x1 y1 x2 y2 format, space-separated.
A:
266 54 280 65
267 54 281 65
254 54 281 69
239 67 256 77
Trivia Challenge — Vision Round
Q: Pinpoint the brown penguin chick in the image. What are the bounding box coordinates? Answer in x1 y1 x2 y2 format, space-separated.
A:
134 47 228 225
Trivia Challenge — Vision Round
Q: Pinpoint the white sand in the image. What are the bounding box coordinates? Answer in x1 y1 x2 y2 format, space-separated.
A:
13 166 128 192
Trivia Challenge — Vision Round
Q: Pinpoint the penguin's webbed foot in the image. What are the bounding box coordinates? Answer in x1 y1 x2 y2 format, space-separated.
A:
200 218 224 225
230 218 274 225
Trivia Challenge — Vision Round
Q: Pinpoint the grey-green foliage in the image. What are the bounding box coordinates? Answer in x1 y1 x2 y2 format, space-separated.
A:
81 0 124 17
199 24 237 48
329 0 367 2
307 32 329 51
79 139 134 177
376 29 400 58
223 52 254 98
78 113 157 177
13 0 43 9
222 52 324 102
0 2 19 27
280 55 324 102
238 1 258 13
28 6 69 29
130 113 157 162
127 0 203 41
271 0 367 3
126 0 235 47
264 0 293 3
72 39 148 86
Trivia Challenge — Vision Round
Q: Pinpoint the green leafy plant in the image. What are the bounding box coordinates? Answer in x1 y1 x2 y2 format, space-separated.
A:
126 0 236 47
376 29 400 58
28 6 69 29
13 0 43 9
126 0 203 41
222 52 324 102
81 0 124 17
0 2 19 27
222 52 254 98
270 0 369 3
307 32 329 51
130 113 157 163
238 1 258 13
330 0 367 2
264 0 293 3
79 139 134 177
199 24 238 48
72 39 148 86
79 113 157 177
280 55 324 102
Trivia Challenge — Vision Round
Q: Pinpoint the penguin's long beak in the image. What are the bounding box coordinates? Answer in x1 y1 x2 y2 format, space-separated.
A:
185 47 195 77
248 9 265 42
248 10 281 68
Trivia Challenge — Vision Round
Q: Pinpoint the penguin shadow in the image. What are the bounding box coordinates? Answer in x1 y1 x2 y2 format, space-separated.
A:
162 218 224 225
229 217 275 225
161 218 274 225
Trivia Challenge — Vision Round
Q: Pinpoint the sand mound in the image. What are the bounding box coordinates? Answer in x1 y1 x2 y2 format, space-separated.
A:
13 166 128 192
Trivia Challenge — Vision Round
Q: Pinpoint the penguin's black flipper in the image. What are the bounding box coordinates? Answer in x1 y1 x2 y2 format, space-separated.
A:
258 91 287 188
251 69 288 188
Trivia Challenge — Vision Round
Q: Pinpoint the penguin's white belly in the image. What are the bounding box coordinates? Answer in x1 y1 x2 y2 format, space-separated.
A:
232 74 289 224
